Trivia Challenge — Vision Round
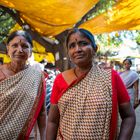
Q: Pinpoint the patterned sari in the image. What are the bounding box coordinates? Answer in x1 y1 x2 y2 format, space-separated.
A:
57 65 112 139
120 70 139 105
0 66 45 140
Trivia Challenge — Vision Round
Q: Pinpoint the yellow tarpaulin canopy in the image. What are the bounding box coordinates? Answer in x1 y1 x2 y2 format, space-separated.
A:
80 0 140 34
0 0 99 36
0 0 99 63
0 0 140 63
0 0 140 36
0 53 10 63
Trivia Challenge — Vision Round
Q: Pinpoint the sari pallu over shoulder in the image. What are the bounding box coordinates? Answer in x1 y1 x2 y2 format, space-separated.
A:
0 66 45 140
120 70 139 105
120 70 139 89
57 65 113 140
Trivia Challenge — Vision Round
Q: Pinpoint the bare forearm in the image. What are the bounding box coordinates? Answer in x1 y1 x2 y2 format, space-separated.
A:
38 115 46 140
119 102 136 140
46 104 60 140
46 122 59 140
118 117 136 140
134 81 139 102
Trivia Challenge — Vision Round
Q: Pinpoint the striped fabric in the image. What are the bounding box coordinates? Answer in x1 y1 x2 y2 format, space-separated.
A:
57 65 112 139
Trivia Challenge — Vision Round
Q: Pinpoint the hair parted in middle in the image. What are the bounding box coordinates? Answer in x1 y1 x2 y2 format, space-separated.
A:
66 28 97 52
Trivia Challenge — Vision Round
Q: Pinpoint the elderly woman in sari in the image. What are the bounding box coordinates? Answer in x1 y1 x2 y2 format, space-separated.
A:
46 28 135 140
120 58 139 108
0 30 46 140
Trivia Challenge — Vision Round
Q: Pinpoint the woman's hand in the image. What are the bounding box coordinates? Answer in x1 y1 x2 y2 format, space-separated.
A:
37 101 47 140
133 80 139 109
118 102 136 140
46 104 60 140
134 97 140 109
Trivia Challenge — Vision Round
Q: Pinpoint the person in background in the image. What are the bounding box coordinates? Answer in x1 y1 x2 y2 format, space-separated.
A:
98 61 106 69
44 62 60 114
0 30 46 140
98 61 114 70
46 28 135 140
120 58 139 108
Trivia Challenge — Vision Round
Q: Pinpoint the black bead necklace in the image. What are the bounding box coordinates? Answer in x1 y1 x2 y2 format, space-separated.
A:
73 68 78 78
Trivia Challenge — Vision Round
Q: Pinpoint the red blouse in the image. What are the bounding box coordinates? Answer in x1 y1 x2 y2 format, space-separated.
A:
50 69 130 140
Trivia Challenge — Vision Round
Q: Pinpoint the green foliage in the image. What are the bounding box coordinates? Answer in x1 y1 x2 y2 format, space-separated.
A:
96 32 123 47
95 30 140 57
0 0 139 51
89 0 116 19
88 0 124 52
135 31 140 45
87 0 139 54
0 8 16 43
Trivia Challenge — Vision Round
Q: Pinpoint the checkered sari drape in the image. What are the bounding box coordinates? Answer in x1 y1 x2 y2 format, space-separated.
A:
57 65 112 140
0 66 42 140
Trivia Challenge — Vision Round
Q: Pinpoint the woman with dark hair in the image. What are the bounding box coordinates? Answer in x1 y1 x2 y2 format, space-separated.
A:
120 58 139 108
46 28 135 140
0 30 46 140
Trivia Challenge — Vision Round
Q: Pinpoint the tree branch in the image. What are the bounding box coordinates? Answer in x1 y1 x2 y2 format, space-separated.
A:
0 6 56 53
74 0 118 28
74 2 100 28
0 33 8 37
0 8 7 16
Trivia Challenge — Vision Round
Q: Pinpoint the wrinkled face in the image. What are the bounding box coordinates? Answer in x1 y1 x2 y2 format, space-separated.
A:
67 32 94 67
123 60 131 70
7 35 32 63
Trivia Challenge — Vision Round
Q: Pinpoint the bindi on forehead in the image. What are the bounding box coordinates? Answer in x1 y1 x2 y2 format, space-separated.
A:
10 36 25 42
19 39 22 43
10 40 24 46
19 39 26 44
70 33 85 41
74 38 78 42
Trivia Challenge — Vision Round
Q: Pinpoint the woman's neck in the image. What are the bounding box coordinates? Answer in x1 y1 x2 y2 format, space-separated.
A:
8 61 27 73
74 65 92 78
125 68 130 71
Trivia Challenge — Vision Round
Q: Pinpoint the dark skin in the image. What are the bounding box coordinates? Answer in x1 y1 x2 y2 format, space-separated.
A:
119 102 136 140
37 101 47 140
46 105 60 140
0 35 46 140
134 80 139 108
46 31 136 140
